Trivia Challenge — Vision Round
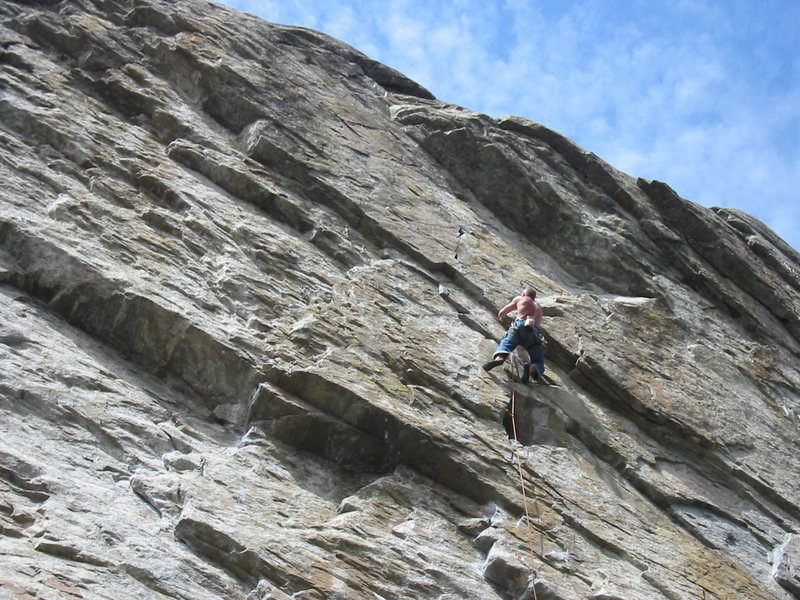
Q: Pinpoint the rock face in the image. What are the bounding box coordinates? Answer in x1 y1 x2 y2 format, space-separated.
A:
1 1 799 598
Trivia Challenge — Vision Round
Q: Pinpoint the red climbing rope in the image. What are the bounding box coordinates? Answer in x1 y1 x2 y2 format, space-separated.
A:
508 356 540 600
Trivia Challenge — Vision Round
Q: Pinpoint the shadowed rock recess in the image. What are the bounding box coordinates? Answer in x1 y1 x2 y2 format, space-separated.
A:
1 1 799 599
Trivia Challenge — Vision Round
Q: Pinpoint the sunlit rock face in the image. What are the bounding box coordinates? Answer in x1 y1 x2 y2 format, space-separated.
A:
2 1 799 599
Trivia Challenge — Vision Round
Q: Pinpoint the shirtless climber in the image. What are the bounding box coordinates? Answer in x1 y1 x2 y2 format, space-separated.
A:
482 287 545 383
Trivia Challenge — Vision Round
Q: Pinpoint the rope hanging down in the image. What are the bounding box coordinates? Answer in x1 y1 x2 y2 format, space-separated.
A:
507 355 542 600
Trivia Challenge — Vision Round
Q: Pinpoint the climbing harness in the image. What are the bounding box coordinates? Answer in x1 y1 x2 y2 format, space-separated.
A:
507 355 542 600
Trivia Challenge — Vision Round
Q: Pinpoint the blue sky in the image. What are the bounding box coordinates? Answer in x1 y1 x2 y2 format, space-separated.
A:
218 0 800 252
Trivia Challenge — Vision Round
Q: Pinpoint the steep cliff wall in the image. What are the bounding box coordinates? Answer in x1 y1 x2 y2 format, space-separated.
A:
1 1 799 599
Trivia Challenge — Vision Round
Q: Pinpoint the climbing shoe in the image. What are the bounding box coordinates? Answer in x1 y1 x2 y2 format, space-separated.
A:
521 364 531 384
482 358 505 372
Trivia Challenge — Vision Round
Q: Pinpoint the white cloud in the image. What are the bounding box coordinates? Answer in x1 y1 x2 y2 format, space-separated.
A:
217 0 800 251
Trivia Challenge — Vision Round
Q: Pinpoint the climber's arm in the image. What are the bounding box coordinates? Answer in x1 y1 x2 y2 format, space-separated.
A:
498 297 520 319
